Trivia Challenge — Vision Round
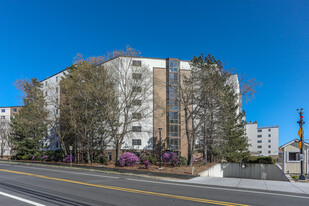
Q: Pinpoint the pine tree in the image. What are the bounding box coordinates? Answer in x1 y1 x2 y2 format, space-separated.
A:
10 78 48 160
219 85 250 162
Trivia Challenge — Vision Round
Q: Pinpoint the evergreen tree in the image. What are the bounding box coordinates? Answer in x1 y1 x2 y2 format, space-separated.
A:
10 78 48 160
218 84 250 162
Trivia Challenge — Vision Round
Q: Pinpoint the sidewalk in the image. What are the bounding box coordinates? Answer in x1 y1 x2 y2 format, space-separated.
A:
177 176 309 194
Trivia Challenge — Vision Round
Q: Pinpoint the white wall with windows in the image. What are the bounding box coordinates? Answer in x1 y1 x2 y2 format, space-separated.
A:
245 122 279 156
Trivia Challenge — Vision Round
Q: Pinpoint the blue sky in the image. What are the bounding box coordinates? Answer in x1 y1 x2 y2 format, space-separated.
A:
0 0 308 145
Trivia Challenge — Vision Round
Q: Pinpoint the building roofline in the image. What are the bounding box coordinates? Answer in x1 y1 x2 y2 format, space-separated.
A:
0 106 23 108
257 125 279 129
279 138 309 149
39 55 191 82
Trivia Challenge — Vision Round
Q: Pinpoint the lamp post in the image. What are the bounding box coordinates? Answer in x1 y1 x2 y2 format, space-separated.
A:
158 128 163 169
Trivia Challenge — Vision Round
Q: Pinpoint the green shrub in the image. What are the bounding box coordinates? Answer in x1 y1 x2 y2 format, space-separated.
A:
99 155 107 165
22 155 29 160
176 156 187 166
246 156 275 164
146 155 157 164
140 155 157 165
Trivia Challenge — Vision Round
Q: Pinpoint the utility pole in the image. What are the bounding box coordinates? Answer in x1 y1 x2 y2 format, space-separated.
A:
297 108 306 180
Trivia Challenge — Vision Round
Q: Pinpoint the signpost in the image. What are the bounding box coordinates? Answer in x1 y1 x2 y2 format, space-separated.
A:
69 145 73 167
297 108 306 181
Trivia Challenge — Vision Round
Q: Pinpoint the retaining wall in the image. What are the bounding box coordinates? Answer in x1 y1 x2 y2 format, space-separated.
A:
199 163 289 181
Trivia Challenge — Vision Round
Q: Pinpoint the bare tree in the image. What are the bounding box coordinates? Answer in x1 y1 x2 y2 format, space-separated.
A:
239 75 262 103
103 48 154 165
0 119 10 158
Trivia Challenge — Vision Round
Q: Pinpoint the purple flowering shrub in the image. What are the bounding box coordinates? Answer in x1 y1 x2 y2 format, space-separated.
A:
64 155 75 163
143 160 149 169
118 152 140 167
41 155 49 161
194 157 206 164
162 152 177 163
162 152 187 167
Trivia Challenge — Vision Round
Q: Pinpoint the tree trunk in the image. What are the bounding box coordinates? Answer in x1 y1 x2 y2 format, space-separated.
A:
86 136 91 164
115 140 120 166
60 138 67 156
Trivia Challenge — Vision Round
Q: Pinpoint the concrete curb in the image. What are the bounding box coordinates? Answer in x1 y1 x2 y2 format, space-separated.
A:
0 160 198 180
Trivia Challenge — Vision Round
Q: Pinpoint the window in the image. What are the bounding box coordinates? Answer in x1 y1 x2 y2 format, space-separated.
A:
132 73 142 80
169 99 178 111
132 113 141 119
45 91 48 96
132 86 142 92
169 73 178 85
56 142 59 148
108 152 112 161
132 126 141 132
168 138 179 150
56 98 59 104
268 129 271 132
268 134 271 137
268 151 271 154
257 135 262 138
268 145 271 148
169 61 179 72
132 100 142 106
257 145 262 148
1 116 5 119
169 125 179 137
13 108 17 113
288 152 300 162
56 87 59 93
45 81 47 86
257 129 262 132
168 86 178 98
1 109 5 113
268 140 271 143
56 76 58 82
169 112 178 124
259 151 262 154
132 139 142 146
132 60 142 67
56 109 59 114
257 140 262 143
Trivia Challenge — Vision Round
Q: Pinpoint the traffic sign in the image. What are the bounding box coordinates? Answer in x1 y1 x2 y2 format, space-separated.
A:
298 128 302 138
300 154 305 161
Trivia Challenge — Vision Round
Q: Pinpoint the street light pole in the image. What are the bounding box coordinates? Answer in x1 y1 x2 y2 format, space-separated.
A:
297 108 306 180
158 128 163 170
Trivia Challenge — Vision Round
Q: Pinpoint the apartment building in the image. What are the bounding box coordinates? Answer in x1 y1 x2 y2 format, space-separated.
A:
41 56 241 159
245 121 279 157
0 106 22 156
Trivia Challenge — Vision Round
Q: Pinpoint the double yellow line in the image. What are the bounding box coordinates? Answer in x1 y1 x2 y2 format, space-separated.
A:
0 169 250 206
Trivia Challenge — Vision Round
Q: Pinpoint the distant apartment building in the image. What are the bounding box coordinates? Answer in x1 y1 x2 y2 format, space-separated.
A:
41 56 241 159
245 121 279 156
0 106 22 156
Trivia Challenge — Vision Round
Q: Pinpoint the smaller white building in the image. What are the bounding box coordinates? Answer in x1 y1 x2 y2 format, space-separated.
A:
245 122 279 156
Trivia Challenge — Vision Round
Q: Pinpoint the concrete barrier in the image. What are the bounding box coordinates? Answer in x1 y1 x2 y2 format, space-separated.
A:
199 163 289 181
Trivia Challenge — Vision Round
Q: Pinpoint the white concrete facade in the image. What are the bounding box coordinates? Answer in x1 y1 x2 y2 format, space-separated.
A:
41 56 241 155
40 56 192 152
245 122 279 156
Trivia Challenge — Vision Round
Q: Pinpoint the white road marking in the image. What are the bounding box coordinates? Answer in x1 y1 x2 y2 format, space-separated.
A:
1 163 119 179
126 178 309 199
0 191 46 206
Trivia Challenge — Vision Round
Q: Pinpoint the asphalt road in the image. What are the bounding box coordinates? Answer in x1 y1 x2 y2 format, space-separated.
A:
0 162 308 206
